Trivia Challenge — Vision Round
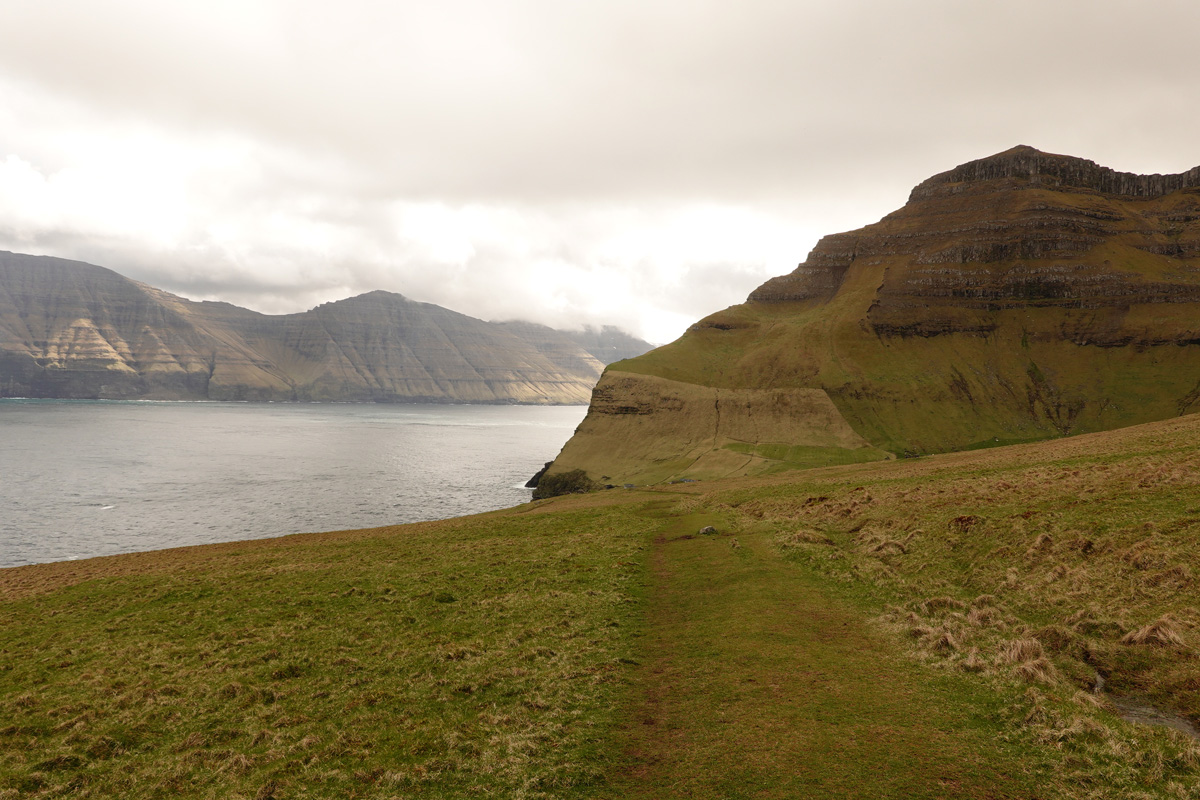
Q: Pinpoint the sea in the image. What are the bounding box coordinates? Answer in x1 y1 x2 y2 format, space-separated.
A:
0 400 588 569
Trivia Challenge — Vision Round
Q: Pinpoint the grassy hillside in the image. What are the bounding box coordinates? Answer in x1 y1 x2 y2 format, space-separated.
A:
5 413 1200 798
572 257 1200 483
545 149 1200 487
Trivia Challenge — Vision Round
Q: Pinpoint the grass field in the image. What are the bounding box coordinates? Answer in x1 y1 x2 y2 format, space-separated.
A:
5 413 1200 798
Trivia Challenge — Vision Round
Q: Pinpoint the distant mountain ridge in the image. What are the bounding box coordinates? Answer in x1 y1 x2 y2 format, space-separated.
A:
0 251 652 403
541 146 1200 486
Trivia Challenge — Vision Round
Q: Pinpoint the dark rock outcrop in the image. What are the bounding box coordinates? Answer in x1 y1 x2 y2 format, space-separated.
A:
750 146 1200 343
531 469 597 500
525 461 553 488
910 145 1200 201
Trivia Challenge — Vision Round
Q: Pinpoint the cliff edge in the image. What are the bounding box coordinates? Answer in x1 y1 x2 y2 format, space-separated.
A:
543 146 1200 486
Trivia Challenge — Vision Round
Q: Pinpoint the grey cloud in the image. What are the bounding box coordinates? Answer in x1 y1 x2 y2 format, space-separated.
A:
1 1 1199 342
5 1 1199 200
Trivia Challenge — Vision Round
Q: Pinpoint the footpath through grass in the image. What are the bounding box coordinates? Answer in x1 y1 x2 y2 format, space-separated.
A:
603 507 1050 799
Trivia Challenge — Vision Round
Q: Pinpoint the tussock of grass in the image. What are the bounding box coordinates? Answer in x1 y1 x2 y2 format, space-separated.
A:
999 637 1047 665
1122 616 1188 648
1033 625 1078 654
779 528 834 547
1014 657 1058 685
961 647 987 673
921 596 966 614
731 412 1200 795
968 605 1006 628
929 628 960 654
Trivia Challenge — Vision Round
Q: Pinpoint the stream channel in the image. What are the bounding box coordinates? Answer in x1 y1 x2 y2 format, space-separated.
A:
1095 673 1200 740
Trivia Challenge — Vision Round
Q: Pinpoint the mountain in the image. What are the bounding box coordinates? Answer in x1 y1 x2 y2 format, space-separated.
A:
492 321 654 374
543 146 1200 486
0 251 652 403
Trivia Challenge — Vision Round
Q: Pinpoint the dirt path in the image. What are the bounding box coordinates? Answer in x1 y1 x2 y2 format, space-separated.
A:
601 510 1048 799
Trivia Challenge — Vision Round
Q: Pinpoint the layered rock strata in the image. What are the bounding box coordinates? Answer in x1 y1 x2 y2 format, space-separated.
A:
545 146 1200 485
0 252 651 403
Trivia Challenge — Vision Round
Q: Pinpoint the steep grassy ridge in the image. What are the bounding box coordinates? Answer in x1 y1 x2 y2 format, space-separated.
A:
547 146 1200 485
5 414 1200 797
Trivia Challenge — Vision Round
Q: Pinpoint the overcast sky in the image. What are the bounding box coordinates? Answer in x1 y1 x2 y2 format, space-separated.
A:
2 1 1199 343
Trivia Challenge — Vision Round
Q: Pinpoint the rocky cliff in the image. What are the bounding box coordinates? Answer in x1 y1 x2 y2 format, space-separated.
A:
0 252 652 403
544 146 1200 485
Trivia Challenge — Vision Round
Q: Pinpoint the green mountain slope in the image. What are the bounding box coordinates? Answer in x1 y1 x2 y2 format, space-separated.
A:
547 146 1200 484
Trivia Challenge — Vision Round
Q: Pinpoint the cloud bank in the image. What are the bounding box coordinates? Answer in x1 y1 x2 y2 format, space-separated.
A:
1 0 1198 343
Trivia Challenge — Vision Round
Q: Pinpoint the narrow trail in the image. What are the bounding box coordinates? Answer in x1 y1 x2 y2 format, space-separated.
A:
601 508 1045 799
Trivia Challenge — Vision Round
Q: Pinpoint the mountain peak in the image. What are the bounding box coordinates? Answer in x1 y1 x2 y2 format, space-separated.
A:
545 146 1200 486
0 252 653 403
910 146 1200 201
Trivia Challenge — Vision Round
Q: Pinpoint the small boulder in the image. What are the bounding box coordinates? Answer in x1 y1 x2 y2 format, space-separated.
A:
699 526 718 535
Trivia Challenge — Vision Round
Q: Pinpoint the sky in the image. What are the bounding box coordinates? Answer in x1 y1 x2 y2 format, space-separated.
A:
1 1 1199 344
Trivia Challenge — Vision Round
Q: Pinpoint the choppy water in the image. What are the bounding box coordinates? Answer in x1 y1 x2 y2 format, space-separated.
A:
0 400 586 568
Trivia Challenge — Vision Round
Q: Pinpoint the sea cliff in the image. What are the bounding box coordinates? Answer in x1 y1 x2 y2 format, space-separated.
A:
542 146 1200 485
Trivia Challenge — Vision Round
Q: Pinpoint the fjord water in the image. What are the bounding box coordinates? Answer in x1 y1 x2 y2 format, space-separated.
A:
0 400 587 568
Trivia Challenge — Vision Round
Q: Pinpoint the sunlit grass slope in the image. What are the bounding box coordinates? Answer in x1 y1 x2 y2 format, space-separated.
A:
5 411 1200 798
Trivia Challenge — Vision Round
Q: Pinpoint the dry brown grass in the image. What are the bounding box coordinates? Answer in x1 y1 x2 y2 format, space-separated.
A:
998 638 1046 665
781 529 833 546
930 629 960 655
960 648 987 672
1015 658 1058 685
1147 565 1193 590
1122 616 1188 648
1027 533 1054 555
870 539 908 555
967 606 1005 628
921 596 966 614
1033 625 1078 654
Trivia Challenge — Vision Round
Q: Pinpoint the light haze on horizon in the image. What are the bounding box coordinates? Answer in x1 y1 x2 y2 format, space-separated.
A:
1 0 1198 343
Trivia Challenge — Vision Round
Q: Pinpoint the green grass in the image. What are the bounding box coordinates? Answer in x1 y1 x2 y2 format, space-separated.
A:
601 509 1053 799
704 417 1200 797
723 441 886 469
6 413 1200 797
0 509 650 799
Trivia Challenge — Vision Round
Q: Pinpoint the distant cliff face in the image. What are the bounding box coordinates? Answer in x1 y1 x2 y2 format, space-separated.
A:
546 146 1200 485
0 252 652 403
